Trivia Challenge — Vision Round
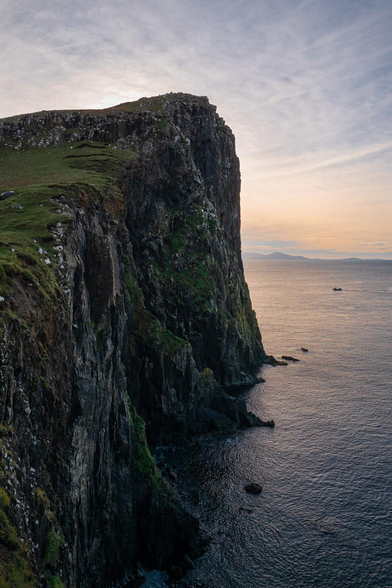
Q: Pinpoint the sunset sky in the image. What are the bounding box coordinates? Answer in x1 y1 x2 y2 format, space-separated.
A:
1 0 391 258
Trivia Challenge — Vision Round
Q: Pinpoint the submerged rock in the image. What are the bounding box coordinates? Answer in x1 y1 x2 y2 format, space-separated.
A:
266 355 288 366
244 483 263 495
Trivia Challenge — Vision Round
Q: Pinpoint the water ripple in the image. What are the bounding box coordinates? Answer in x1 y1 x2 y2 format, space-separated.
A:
167 261 392 588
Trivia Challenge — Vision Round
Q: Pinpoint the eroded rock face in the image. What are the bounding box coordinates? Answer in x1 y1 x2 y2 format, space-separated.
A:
0 93 266 587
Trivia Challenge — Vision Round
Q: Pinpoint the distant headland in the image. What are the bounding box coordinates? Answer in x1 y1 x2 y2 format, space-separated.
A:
241 251 390 261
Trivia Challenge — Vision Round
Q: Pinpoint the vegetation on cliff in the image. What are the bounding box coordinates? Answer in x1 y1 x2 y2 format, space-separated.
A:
0 93 265 587
0 142 136 300
0 432 36 588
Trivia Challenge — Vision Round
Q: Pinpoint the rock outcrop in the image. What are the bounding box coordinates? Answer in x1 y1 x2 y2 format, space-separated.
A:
0 93 266 587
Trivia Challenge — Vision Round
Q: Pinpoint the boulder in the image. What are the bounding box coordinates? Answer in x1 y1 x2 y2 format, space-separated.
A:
244 483 262 495
0 190 15 200
243 411 275 428
267 355 288 366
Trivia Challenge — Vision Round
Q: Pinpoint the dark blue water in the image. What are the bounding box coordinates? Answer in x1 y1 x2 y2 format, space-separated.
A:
152 261 392 588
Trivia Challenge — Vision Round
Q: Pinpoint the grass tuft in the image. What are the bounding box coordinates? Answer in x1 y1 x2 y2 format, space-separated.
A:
0 487 36 587
42 528 64 569
125 397 162 494
48 576 65 588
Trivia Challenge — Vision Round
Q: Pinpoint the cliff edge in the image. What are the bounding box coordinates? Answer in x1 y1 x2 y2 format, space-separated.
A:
0 93 266 587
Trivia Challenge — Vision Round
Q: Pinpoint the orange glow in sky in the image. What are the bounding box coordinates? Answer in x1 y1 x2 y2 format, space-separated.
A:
1 0 391 258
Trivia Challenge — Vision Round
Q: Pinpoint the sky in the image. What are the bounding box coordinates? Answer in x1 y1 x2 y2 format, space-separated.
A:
1 0 392 259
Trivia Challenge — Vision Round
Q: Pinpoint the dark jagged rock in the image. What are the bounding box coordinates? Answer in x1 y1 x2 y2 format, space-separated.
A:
224 374 265 392
0 93 268 587
301 347 308 352
282 355 299 362
242 411 275 428
266 355 288 366
0 190 15 200
244 483 262 495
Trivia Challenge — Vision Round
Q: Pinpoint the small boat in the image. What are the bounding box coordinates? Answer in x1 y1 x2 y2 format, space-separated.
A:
333 287 342 291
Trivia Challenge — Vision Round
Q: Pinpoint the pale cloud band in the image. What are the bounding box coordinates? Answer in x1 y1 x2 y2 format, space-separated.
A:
1 0 391 258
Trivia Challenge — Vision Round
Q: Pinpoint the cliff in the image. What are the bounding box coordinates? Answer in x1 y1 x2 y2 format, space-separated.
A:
0 93 266 587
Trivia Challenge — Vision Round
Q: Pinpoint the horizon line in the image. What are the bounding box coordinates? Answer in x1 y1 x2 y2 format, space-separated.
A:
241 250 392 261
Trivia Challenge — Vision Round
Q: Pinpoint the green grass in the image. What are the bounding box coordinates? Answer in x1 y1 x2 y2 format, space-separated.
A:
0 491 10 510
35 488 55 523
151 206 217 311
48 576 65 588
126 274 190 355
154 119 169 130
0 488 36 588
0 142 137 299
0 185 66 299
134 443 162 494
157 251 215 312
0 142 137 190
167 230 187 255
126 398 162 494
42 528 63 569
160 329 190 354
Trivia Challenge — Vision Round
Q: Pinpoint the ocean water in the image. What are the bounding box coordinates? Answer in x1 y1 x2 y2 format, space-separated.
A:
156 260 392 588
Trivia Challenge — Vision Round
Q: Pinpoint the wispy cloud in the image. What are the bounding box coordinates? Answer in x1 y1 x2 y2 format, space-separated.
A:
1 0 391 257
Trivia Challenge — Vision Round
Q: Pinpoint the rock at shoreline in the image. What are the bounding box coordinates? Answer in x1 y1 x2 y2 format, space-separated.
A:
267 355 288 366
244 483 262 495
282 355 300 362
243 411 275 428
301 347 308 352
224 374 265 392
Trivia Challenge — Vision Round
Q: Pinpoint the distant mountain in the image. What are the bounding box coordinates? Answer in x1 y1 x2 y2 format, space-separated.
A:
242 252 392 261
242 251 310 261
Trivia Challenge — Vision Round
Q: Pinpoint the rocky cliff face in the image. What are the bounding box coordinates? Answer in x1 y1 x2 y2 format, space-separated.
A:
0 93 266 587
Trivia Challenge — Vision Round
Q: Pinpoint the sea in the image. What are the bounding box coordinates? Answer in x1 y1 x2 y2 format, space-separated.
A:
148 260 392 588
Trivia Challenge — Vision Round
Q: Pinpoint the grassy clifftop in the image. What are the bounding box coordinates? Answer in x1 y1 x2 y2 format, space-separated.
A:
1 92 209 122
0 142 136 189
0 142 136 301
